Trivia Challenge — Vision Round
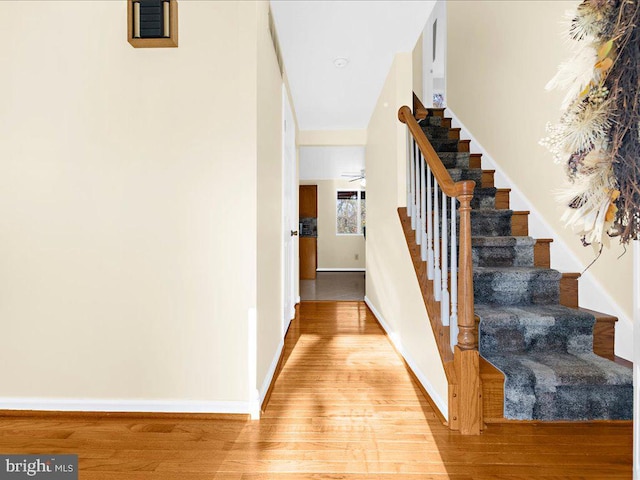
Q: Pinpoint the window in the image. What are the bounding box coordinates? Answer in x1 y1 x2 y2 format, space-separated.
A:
336 190 365 235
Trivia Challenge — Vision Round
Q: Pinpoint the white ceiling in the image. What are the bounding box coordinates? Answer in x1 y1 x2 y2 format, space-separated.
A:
270 1 435 131
299 146 365 180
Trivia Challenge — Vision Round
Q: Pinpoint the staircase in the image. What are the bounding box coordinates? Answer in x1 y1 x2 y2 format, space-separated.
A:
400 101 633 426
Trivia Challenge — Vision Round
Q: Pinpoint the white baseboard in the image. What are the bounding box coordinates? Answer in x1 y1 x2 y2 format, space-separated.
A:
0 398 253 414
447 107 633 360
364 296 448 420
258 338 285 407
316 268 366 272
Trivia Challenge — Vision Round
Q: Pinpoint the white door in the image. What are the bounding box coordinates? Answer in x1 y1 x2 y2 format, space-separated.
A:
282 85 297 336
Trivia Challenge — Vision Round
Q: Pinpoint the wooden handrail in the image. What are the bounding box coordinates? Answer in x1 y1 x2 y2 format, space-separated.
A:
398 100 482 434
399 104 476 351
398 106 475 200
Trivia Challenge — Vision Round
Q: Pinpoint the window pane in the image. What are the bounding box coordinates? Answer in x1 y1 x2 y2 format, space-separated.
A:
337 198 358 234
336 190 365 235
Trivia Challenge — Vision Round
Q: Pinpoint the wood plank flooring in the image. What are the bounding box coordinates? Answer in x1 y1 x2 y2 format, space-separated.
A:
0 301 632 479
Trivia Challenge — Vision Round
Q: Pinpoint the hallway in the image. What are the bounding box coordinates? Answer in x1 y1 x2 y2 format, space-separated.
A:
299 272 365 301
0 302 631 478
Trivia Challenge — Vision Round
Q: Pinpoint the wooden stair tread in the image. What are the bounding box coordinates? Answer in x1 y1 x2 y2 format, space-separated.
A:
615 356 632 368
479 357 503 380
561 272 581 279
578 307 618 323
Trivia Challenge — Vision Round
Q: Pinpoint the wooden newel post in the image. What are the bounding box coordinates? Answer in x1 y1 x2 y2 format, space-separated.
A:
454 180 482 435
455 181 476 350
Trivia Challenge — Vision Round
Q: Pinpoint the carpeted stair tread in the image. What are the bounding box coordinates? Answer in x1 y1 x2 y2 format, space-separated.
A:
422 125 450 140
471 187 498 209
476 304 596 354
448 168 482 184
474 267 561 306
430 138 459 152
476 304 633 420
437 152 470 169
472 236 536 267
418 116 442 127
472 236 536 247
480 352 633 420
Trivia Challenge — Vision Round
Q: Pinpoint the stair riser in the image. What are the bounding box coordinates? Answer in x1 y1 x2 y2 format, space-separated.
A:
471 212 512 237
471 192 496 210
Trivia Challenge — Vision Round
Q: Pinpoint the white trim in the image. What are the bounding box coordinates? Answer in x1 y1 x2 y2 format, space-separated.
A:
364 296 448 419
447 107 633 359
316 268 366 272
296 295 301 304
633 241 639 480
0 398 253 414
248 307 260 420
259 339 285 406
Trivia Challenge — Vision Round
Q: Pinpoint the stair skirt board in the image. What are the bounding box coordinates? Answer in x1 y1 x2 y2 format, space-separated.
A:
416 112 633 422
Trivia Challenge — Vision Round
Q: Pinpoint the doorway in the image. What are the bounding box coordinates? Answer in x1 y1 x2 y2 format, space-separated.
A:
423 1 447 107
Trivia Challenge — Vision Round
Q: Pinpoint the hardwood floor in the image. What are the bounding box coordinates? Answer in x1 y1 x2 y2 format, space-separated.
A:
0 301 632 479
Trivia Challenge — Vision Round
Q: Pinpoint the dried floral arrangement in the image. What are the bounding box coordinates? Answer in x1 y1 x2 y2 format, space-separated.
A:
541 0 640 247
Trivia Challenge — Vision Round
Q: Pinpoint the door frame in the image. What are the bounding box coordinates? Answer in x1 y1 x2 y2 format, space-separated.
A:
282 84 297 337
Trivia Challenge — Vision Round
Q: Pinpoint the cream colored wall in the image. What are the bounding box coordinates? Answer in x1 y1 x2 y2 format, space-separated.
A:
446 0 633 358
0 1 263 406
365 53 449 416
256 2 284 399
300 180 366 270
412 34 423 100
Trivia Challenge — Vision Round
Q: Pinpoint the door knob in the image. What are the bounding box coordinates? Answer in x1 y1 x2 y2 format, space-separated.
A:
291 230 298 236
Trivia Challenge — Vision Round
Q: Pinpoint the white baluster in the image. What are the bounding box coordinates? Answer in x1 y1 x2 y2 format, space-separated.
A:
420 152 427 260
415 145 422 246
441 190 449 327
450 195 459 351
426 166 434 280
433 182 441 301
410 140 416 229
406 128 412 215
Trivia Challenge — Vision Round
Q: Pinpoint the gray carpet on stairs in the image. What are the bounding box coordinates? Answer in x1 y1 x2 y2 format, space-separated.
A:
420 115 633 421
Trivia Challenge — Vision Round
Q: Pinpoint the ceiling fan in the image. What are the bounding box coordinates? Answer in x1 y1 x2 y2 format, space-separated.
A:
341 169 365 182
